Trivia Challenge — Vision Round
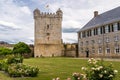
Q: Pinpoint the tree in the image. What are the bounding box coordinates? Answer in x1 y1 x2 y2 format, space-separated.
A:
0 47 12 56
13 42 31 55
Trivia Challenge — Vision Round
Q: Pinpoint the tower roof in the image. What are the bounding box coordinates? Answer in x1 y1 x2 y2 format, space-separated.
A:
78 6 120 32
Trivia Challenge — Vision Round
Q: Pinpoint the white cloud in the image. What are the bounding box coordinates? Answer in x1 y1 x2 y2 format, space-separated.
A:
0 20 20 29
0 0 120 44
0 0 34 44
47 0 120 43
20 6 31 15
62 33 77 43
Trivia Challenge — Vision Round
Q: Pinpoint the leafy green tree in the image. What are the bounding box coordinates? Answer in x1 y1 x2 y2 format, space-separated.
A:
13 42 31 55
0 47 12 55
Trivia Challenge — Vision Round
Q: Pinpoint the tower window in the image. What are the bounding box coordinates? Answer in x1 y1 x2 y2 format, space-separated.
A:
46 33 50 36
47 25 49 29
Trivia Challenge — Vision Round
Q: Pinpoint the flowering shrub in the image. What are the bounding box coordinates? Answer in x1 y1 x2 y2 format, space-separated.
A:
52 77 60 80
0 59 8 72
52 58 118 80
72 72 85 80
8 63 39 77
82 58 118 80
0 55 39 77
7 55 23 64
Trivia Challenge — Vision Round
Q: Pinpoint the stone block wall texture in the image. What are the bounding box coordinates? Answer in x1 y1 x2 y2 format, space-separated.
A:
34 8 63 57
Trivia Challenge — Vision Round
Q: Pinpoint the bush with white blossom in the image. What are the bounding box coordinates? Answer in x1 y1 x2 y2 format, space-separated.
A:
81 58 118 80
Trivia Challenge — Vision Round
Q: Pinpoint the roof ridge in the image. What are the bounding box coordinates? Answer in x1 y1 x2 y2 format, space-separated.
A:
78 6 120 32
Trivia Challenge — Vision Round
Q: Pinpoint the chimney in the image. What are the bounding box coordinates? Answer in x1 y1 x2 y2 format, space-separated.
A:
94 11 98 17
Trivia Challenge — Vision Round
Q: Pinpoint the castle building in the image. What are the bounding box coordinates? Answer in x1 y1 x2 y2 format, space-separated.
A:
33 8 63 57
78 6 120 58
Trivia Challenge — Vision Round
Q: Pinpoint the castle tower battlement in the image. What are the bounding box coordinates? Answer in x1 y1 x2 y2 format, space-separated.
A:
34 8 62 19
34 8 63 57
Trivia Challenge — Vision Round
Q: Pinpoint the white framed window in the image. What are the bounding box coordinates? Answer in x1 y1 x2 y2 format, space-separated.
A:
92 47 95 53
81 48 83 53
115 45 120 54
98 27 101 35
91 40 95 44
105 25 109 33
114 35 119 42
91 29 94 36
80 32 82 38
98 47 102 54
113 23 118 31
115 48 120 54
106 37 109 43
106 48 110 54
86 41 89 45
98 39 102 44
80 42 83 46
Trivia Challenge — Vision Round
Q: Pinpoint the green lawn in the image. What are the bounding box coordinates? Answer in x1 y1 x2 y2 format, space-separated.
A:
0 57 120 80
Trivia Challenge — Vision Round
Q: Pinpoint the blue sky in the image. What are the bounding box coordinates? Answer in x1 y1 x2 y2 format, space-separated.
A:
0 0 120 44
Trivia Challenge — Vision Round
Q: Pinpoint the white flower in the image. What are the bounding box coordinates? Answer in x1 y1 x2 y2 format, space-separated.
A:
93 60 97 64
91 67 95 70
88 59 91 64
91 58 94 60
77 77 80 80
83 74 86 79
56 77 60 80
52 78 56 80
96 66 103 71
114 70 118 74
72 72 77 76
104 70 107 73
109 75 113 77
99 74 103 78
99 66 103 69
81 67 87 70
88 59 91 62
96 67 100 71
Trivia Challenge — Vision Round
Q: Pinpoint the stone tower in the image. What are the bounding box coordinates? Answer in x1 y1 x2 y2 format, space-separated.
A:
33 8 63 57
